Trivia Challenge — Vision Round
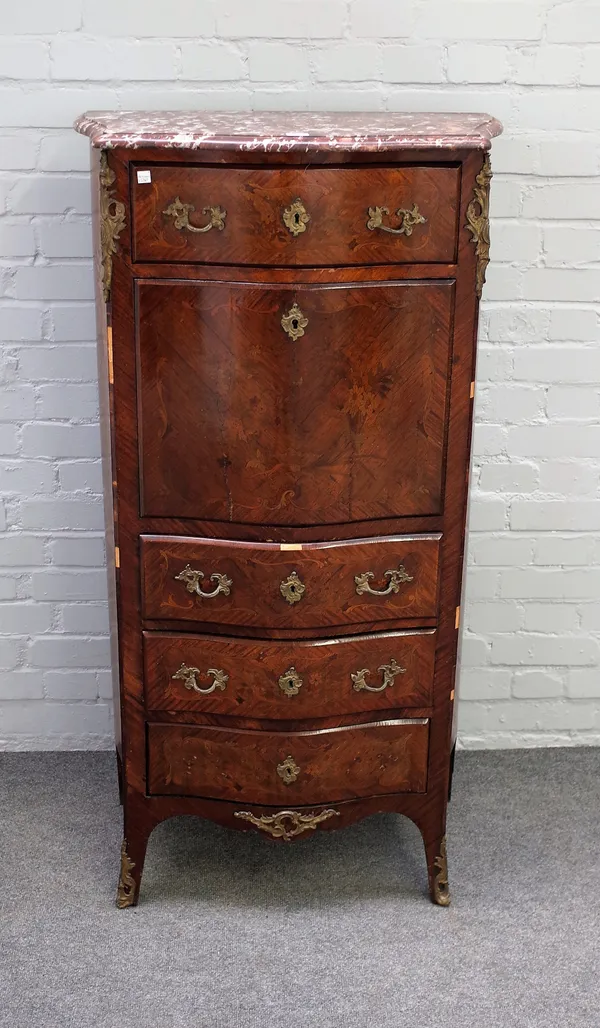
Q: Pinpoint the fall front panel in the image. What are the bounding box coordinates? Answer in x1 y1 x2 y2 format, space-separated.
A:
135 279 454 525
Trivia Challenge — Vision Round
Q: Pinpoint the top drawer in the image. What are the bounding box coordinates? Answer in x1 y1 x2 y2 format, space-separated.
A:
132 164 460 266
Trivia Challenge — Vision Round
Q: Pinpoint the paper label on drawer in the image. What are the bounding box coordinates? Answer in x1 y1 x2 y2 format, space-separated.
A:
137 170 152 184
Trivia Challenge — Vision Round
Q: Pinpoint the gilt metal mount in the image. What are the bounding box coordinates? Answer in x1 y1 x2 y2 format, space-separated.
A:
116 839 136 909
278 666 303 697
171 663 228 695
163 196 226 234
466 154 492 298
174 564 232 599
282 198 310 237
366 203 426 236
234 808 340 840
276 755 301 785
280 570 306 604
351 658 406 693
281 302 308 341
354 564 414 597
99 151 126 303
433 835 451 907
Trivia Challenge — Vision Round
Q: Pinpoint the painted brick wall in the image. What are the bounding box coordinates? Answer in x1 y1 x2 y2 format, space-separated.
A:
0 0 599 749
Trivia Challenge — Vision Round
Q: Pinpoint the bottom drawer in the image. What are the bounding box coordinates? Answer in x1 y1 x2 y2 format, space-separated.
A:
147 719 429 804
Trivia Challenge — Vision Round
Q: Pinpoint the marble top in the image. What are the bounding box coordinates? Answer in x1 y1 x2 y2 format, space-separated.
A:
74 110 502 153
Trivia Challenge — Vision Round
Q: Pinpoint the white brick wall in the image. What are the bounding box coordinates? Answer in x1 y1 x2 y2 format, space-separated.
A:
0 0 599 750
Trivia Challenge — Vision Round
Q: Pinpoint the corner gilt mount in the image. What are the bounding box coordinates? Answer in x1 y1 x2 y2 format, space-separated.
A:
465 153 492 299
100 150 126 304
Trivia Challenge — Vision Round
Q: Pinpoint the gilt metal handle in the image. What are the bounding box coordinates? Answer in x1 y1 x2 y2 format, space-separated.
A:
172 663 229 695
351 658 406 693
174 564 232 599
163 196 226 234
366 203 426 236
354 564 414 597
277 755 301 785
283 198 310 237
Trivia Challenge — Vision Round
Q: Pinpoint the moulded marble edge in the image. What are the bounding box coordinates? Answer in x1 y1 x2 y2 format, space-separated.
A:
74 110 503 152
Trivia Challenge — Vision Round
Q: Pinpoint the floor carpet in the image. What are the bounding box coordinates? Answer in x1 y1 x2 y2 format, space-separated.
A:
0 748 598 1028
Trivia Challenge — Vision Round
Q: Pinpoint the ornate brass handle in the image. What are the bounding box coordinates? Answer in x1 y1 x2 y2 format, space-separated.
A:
283 198 310 237
351 658 406 693
277 755 301 785
354 564 414 597
234 809 340 840
163 196 226 234
281 302 308 341
366 203 426 236
174 564 232 599
279 666 303 697
280 571 305 605
172 663 228 694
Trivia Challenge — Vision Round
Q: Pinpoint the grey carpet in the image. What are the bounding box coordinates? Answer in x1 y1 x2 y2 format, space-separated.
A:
0 749 598 1028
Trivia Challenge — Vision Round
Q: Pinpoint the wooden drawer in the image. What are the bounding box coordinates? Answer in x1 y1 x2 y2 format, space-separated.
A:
147 719 429 802
136 279 454 525
140 534 441 630
143 629 436 718
132 164 459 265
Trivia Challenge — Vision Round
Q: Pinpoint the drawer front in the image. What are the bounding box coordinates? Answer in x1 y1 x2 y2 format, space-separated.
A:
147 720 429 802
144 629 436 717
136 280 453 525
141 535 441 629
132 165 459 265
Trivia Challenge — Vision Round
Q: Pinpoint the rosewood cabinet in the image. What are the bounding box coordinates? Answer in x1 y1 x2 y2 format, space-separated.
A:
75 111 501 907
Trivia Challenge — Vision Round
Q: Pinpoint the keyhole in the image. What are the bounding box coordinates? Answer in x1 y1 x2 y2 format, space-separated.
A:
291 318 298 331
290 584 296 594
288 679 294 689
294 211 300 225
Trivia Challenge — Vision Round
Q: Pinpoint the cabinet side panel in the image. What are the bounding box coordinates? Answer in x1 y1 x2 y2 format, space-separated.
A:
92 147 121 757
433 150 488 765
108 149 148 802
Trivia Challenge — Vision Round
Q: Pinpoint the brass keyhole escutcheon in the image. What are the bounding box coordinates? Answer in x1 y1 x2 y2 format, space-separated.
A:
277 755 301 785
282 198 310 237
280 571 306 605
281 303 308 342
279 666 303 697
